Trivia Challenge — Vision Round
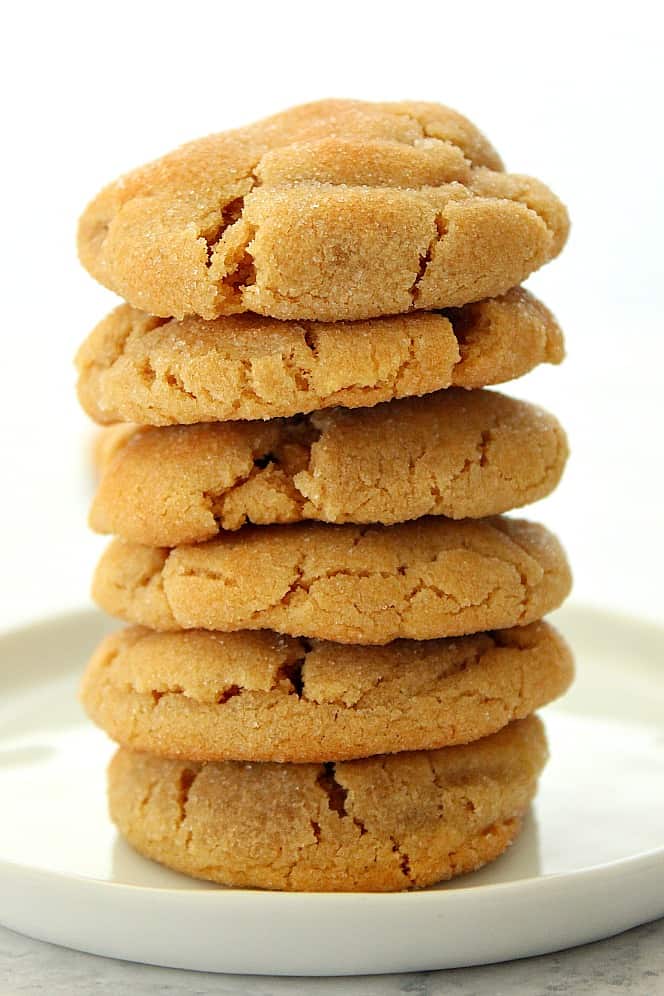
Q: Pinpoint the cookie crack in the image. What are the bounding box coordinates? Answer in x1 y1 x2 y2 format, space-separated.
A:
216 684 241 705
316 762 348 816
485 522 545 622
110 551 168 600
156 524 551 630
298 322 319 357
436 420 563 510
277 563 306 607
315 763 368 839
276 655 305 697
177 768 200 827
142 639 315 704
217 358 259 414
219 235 256 297
468 170 563 241
443 302 487 350
202 196 245 264
478 428 492 468
177 559 516 623
81 315 172 388
391 332 420 391
202 421 322 532
137 776 160 817
204 174 260 306
435 688 508 713
138 357 156 387
429 426 496 502
145 682 244 705
390 835 415 885
163 369 196 400
202 467 271 531
391 110 473 165
401 575 496 617
410 213 447 306
511 434 567 504
341 674 386 711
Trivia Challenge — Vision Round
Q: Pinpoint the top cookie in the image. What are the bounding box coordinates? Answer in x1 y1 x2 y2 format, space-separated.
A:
78 100 569 321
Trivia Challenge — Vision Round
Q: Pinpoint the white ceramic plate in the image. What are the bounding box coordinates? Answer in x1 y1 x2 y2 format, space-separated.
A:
1 605 663 976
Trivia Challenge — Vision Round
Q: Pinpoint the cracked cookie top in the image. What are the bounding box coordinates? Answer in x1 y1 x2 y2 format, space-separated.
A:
108 716 547 891
78 100 569 322
92 516 571 644
82 621 572 763
76 287 564 425
90 389 568 545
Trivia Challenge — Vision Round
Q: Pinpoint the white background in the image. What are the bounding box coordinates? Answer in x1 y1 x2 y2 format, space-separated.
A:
1 1 662 629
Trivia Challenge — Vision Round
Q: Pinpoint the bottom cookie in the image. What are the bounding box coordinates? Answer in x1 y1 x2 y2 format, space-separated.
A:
109 715 547 892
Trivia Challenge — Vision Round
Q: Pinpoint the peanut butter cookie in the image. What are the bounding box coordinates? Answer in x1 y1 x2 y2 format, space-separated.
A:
108 716 547 891
78 100 568 321
83 622 571 762
90 389 568 545
76 288 564 425
92 517 571 643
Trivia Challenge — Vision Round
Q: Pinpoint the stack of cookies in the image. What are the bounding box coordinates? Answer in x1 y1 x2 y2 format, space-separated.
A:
76 100 573 892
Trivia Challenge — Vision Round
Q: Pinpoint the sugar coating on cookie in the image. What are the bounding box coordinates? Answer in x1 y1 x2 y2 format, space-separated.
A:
78 100 569 321
108 715 547 891
76 287 564 426
92 516 572 643
82 621 572 762
90 389 568 545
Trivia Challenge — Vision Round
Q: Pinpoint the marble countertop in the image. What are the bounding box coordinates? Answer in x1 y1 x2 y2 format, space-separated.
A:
2 918 662 995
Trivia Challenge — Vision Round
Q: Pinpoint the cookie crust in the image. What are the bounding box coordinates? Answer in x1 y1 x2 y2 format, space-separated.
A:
92 517 571 643
108 716 547 891
78 100 568 321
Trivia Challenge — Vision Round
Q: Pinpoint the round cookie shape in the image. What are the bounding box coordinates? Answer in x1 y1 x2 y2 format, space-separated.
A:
90 389 568 545
92 516 572 644
82 621 572 762
76 287 564 426
108 716 548 891
78 100 569 321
